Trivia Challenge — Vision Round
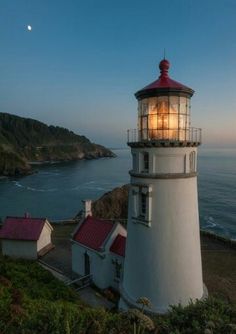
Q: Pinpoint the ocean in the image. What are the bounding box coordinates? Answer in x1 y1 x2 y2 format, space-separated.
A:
0 148 235 239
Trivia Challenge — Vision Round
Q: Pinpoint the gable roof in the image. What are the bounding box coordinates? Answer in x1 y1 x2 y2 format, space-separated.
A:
0 216 48 241
110 234 126 257
73 215 114 252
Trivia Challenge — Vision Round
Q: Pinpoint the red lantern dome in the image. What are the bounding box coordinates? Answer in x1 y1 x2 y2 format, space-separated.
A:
127 59 201 145
135 59 194 100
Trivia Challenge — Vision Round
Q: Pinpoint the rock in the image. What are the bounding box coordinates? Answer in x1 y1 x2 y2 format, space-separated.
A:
92 184 129 219
0 147 31 176
75 184 129 221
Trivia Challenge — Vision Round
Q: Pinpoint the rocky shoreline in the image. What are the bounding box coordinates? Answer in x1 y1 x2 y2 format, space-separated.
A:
0 113 115 177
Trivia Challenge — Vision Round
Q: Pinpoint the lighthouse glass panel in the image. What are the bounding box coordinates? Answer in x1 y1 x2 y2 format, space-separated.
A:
138 96 191 141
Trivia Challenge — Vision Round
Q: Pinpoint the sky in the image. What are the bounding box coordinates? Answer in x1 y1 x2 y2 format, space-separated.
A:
0 0 236 148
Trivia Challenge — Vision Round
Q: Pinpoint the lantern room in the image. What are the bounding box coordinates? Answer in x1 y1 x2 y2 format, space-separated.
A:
128 59 201 144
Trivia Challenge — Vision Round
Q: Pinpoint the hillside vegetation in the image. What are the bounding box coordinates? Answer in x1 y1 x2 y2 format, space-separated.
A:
0 256 236 333
0 113 114 176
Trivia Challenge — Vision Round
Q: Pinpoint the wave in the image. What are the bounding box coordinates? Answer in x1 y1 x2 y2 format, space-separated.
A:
201 215 231 238
202 216 217 228
26 187 58 192
70 181 125 192
39 172 61 176
71 185 107 191
12 181 24 188
12 181 57 192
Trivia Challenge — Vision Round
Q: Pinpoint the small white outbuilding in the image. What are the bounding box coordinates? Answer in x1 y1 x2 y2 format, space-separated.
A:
71 202 127 290
0 215 54 259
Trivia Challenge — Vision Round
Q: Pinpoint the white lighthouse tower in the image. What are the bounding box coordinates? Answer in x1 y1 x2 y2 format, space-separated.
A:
120 59 205 313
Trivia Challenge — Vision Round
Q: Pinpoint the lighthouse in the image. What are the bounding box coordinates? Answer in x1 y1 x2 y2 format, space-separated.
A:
119 59 206 313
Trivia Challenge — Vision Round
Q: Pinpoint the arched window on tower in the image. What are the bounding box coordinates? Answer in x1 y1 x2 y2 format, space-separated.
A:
189 151 196 172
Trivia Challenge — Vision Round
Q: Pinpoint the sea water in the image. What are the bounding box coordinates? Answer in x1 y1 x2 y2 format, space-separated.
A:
0 148 235 239
198 148 236 239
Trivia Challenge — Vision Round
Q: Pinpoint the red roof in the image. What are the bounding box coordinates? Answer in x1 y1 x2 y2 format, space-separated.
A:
142 75 191 91
135 59 194 98
0 216 46 241
73 215 114 251
110 234 126 257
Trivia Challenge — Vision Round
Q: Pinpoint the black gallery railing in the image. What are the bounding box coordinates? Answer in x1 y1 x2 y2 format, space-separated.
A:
127 127 202 144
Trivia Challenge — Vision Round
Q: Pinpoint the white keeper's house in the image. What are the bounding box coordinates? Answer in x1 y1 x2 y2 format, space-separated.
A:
71 200 127 290
0 215 54 259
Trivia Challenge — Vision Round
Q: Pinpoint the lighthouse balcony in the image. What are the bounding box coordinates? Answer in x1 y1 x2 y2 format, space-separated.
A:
127 127 202 147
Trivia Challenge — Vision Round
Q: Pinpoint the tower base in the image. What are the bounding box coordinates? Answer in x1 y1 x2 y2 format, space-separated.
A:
119 284 208 315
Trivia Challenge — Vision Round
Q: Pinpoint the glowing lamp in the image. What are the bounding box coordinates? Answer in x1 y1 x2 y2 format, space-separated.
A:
135 59 193 142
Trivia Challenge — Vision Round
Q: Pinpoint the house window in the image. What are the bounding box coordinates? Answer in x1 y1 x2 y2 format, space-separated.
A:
189 151 196 172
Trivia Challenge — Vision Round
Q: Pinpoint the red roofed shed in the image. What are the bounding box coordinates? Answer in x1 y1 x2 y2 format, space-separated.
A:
0 216 53 259
72 213 127 290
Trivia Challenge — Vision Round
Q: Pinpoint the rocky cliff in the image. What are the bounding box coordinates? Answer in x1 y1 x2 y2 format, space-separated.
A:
0 113 114 176
91 184 129 219
76 184 129 220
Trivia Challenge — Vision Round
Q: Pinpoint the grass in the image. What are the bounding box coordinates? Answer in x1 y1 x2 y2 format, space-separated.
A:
0 246 236 333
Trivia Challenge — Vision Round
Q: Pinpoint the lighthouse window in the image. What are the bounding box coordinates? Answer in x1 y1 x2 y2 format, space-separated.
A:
132 153 137 171
189 151 196 172
142 152 149 172
132 185 152 225
169 96 179 114
140 193 147 217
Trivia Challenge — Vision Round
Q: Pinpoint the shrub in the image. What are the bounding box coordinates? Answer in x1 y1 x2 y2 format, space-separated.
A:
1 256 236 333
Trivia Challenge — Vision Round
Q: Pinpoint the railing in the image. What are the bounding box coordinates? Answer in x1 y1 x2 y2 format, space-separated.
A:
65 274 93 290
127 127 202 144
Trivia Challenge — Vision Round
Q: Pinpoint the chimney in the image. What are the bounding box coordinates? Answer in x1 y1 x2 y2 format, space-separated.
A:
82 200 92 218
24 212 31 218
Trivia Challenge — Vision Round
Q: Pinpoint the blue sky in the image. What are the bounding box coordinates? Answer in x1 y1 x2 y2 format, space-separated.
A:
0 0 235 147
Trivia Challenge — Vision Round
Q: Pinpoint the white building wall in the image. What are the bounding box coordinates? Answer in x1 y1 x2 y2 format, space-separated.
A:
37 222 52 251
72 223 127 290
2 240 37 259
133 147 197 174
72 243 111 289
121 146 203 313
102 223 126 290
72 243 84 276
109 253 125 290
